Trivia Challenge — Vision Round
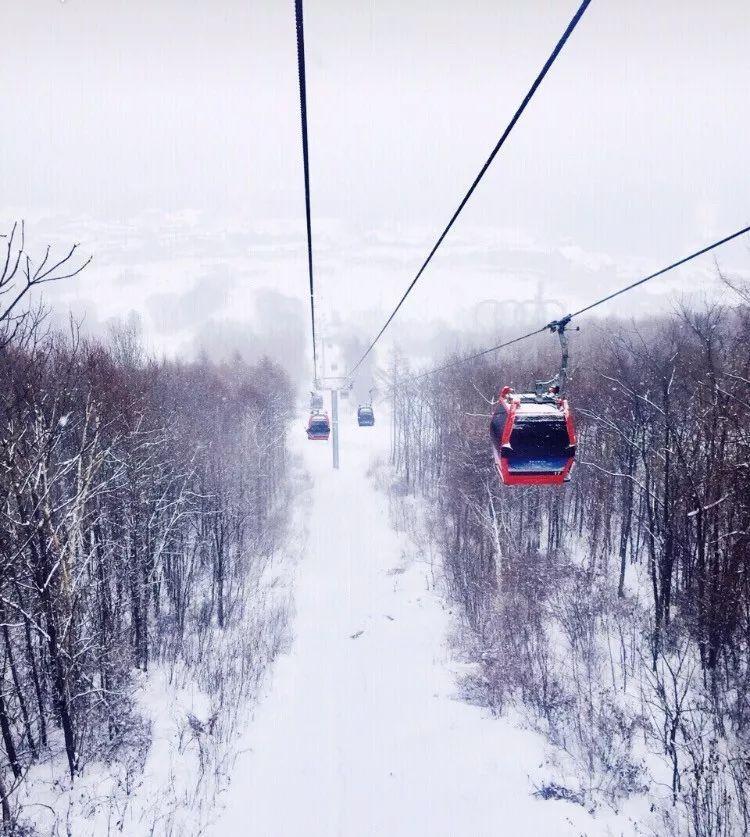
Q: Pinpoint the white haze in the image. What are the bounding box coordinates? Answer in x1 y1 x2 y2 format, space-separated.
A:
2 0 750 382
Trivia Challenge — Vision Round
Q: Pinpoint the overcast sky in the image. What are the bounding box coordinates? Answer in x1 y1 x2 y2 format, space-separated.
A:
2 0 749 373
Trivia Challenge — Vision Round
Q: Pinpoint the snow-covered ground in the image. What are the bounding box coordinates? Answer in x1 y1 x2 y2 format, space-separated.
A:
19 460 301 837
208 403 638 837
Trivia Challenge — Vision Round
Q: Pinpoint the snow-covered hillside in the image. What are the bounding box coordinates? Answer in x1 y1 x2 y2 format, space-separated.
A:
208 403 637 836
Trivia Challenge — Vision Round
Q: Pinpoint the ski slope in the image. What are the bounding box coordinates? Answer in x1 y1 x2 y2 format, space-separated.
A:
209 403 633 837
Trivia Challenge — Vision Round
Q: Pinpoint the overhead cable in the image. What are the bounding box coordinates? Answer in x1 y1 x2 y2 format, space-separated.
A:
401 223 750 383
346 0 594 379
295 0 319 383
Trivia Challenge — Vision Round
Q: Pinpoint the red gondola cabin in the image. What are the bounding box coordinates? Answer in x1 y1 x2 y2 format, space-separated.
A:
490 386 576 486
307 411 331 441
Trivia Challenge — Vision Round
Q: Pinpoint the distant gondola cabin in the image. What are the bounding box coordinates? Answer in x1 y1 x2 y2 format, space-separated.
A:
357 406 375 427
307 411 331 441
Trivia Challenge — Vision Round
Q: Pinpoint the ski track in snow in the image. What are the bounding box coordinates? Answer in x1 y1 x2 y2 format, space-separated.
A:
208 405 633 837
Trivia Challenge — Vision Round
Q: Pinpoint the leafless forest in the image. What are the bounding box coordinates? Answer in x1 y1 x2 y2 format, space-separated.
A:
0 226 294 832
389 283 750 834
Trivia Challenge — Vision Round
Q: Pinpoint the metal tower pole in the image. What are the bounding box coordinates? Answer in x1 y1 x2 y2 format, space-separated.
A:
331 388 340 470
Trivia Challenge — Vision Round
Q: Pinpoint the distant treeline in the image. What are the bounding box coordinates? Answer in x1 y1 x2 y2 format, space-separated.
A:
390 289 750 835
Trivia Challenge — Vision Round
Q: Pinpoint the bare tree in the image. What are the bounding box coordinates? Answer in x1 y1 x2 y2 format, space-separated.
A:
0 222 91 346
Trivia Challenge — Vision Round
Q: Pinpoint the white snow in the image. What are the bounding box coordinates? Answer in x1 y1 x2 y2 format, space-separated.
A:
18 487 300 836
208 405 637 837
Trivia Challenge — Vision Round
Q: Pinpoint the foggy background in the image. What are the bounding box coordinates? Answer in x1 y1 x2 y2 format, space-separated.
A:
2 0 749 390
